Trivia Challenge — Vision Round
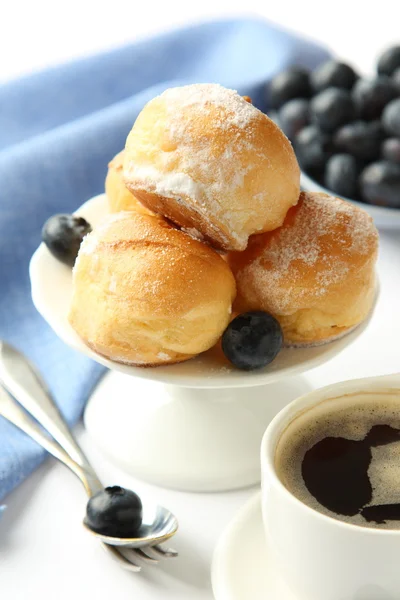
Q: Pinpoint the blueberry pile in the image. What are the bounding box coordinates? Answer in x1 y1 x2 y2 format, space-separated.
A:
268 47 400 208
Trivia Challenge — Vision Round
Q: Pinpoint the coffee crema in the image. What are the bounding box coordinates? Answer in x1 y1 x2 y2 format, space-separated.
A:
275 391 400 528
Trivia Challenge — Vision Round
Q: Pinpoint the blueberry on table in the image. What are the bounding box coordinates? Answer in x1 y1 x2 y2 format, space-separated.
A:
222 311 283 371
382 138 400 164
278 98 309 139
311 60 358 92
268 67 311 110
352 76 398 120
42 214 92 266
310 87 354 132
360 161 400 208
294 125 332 170
85 486 143 537
334 120 384 161
377 46 400 76
324 154 359 199
382 98 400 136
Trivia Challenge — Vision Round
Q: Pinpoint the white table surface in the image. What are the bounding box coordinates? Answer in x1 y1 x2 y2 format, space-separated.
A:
1 3 400 599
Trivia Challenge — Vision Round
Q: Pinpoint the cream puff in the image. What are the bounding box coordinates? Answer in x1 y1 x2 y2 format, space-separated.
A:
227 192 378 346
105 150 152 215
123 83 300 251
69 211 236 366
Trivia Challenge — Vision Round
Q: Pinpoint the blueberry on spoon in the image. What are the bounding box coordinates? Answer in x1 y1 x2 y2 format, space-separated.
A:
222 311 283 370
85 486 143 538
42 214 92 266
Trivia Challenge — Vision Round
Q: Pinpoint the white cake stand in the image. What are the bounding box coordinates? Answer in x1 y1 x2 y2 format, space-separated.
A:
29 195 375 492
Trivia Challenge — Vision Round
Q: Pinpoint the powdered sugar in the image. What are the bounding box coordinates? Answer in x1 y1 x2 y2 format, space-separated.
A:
237 192 378 315
77 230 100 257
181 227 204 241
262 194 374 270
127 165 202 204
109 275 117 293
125 83 285 248
77 212 134 258
160 83 257 129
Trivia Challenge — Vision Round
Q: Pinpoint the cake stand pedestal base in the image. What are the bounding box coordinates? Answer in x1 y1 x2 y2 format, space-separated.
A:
83 371 312 492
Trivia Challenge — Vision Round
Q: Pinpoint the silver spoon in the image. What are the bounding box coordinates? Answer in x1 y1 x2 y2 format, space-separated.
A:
0 340 178 571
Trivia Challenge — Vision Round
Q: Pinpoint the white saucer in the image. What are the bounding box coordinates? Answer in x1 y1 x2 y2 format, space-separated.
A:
212 492 296 600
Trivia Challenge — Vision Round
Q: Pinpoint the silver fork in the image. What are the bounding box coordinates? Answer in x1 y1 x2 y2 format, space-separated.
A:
0 341 178 572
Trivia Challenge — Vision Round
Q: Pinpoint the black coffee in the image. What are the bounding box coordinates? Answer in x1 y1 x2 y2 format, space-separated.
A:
275 392 400 528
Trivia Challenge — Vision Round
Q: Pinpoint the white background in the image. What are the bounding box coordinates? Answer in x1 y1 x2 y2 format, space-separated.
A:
1 1 400 82
1 2 400 599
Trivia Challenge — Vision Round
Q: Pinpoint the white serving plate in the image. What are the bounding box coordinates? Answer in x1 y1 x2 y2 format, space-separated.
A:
30 193 374 389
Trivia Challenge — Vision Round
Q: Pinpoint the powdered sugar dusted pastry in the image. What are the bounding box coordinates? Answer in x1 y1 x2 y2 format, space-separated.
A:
123 84 300 251
69 211 236 366
227 192 378 346
105 150 152 215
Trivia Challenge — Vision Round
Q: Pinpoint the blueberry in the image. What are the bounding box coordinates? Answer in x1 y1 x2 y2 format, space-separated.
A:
324 154 359 198
393 67 400 93
377 46 400 76
85 486 143 538
305 167 325 186
277 99 309 139
334 120 385 161
42 214 92 267
294 125 332 170
267 110 281 127
310 88 354 132
222 311 283 371
360 161 400 208
352 76 398 120
268 67 311 110
382 98 400 136
311 60 358 92
382 138 400 164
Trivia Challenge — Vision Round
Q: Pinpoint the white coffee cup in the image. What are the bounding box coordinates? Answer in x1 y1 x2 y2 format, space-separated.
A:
261 373 400 600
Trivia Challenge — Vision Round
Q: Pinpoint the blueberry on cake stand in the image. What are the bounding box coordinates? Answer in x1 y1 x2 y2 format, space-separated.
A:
29 194 372 492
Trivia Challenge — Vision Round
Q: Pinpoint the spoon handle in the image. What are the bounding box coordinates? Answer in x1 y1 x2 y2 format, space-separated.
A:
0 341 103 495
0 385 96 491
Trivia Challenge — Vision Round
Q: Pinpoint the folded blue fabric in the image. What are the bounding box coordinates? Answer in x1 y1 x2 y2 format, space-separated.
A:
0 18 330 502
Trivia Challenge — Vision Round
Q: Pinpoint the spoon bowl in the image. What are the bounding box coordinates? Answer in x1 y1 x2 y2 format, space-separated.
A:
83 502 178 548
0 340 178 565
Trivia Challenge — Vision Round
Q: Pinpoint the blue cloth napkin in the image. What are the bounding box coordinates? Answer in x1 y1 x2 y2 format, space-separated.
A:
0 18 330 502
